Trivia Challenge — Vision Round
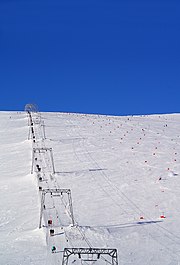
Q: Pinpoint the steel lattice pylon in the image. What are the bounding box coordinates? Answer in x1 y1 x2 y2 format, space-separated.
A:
39 188 75 228
62 248 118 265
31 147 55 174
25 103 39 113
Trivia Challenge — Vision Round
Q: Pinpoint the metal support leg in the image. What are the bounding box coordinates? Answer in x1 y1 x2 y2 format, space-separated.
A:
112 250 118 265
39 192 45 228
62 251 69 265
42 121 46 140
68 191 75 226
50 149 55 174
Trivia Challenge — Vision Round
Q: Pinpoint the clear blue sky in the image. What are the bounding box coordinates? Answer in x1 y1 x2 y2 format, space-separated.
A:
0 0 179 115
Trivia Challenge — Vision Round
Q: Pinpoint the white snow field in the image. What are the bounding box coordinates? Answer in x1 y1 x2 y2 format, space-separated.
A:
1 110 180 265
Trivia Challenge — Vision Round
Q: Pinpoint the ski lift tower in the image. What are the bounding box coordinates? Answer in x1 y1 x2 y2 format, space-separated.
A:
39 188 75 228
31 147 55 174
25 103 39 113
62 248 118 265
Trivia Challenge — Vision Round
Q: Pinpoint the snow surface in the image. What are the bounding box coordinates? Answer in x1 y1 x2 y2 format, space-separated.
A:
1 111 180 264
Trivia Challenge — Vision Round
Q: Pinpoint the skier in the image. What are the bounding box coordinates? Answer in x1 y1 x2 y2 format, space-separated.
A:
52 246 56 253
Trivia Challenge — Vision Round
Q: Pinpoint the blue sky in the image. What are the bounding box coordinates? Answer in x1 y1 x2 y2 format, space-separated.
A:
0 0 180 115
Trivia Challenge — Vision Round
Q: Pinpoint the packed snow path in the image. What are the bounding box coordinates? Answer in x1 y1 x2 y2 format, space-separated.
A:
1 111 180 264
26 110 116 265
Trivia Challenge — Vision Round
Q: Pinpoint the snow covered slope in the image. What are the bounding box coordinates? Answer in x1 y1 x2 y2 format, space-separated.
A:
0 112 46 265
1 111 180 265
